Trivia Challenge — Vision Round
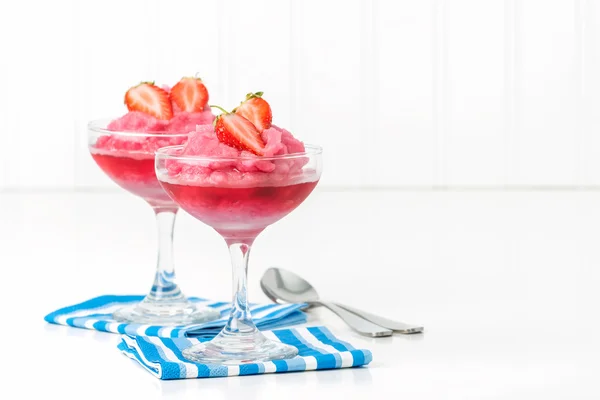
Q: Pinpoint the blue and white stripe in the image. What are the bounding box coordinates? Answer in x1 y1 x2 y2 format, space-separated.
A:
44 295 307 338
118 326 373 380
148 270 182 300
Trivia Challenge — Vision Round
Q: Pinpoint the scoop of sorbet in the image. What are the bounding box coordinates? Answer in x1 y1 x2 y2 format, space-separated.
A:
107 110 214 133
167 124 308 187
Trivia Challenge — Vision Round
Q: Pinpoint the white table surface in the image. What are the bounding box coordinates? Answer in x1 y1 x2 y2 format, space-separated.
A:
2 189 599 399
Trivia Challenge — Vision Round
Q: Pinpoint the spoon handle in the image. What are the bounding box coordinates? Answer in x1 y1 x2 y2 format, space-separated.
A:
316 301 393 337
334 303 424 334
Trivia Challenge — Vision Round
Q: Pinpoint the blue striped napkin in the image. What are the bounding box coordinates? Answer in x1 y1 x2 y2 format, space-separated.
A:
118 326 372 379
44 295 306 338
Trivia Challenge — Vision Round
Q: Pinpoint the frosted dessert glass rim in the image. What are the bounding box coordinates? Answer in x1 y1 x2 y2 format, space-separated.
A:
155 144 323 162
87 118 191 138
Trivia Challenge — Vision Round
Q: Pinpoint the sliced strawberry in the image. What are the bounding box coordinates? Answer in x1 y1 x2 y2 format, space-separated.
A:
214 111 265 156
169 77 209 113
234 92 272 132
124 82 173 120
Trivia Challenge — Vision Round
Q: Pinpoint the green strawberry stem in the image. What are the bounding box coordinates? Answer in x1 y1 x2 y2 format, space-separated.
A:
245 91 264 100
209 105 229 114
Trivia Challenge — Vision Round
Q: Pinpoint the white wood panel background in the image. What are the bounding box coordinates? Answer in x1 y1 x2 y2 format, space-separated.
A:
1 0 600 189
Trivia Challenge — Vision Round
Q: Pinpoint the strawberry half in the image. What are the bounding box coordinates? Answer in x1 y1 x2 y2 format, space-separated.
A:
124 82 173 120
234 92 272 132
169 77 209 113
213 107 265 156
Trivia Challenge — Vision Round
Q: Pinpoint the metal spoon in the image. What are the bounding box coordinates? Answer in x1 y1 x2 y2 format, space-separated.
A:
260 268 392 337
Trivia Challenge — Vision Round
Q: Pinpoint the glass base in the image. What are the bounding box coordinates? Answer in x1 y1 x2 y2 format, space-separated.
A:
182 330 298 365
113 298 220 325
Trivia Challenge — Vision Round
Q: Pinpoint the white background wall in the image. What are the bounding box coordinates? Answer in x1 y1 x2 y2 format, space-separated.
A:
1 0 600 189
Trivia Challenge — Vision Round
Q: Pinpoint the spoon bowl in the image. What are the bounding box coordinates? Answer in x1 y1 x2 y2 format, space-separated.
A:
261 267 321 305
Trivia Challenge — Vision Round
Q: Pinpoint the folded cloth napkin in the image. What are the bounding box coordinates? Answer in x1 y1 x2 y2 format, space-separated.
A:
118 326 372 379
44 295 306 338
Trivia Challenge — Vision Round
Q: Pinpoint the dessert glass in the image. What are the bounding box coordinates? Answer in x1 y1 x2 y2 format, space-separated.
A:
155 144 322 364
87 119 219 325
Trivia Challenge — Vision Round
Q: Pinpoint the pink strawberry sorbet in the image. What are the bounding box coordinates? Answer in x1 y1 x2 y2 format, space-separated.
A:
107 110 214 134
92 110 214 157
164 124 315 187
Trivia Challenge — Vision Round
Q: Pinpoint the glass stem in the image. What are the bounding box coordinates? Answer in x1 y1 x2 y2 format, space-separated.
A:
223 239 257 335
146 208 183 302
